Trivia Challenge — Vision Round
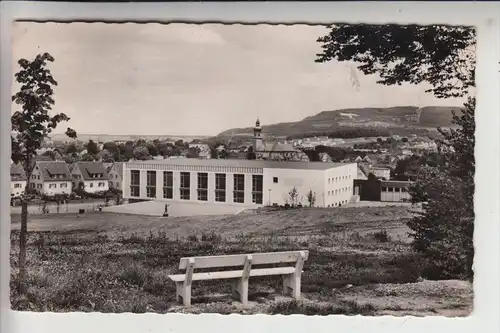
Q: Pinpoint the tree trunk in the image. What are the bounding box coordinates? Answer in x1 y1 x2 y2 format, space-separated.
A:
18 200 28 294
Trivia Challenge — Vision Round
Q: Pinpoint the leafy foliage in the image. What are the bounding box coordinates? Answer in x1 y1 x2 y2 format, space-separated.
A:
315 24 475 279
11 52 77 293
316 24 476 98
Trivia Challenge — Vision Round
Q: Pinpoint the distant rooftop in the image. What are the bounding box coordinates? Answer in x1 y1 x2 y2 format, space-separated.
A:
126 158 354 171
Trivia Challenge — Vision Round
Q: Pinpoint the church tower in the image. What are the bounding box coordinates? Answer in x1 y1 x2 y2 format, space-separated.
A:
253 118 263 152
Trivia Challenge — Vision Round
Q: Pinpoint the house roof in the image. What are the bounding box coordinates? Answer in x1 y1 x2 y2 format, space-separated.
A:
10 163 27 181
109 162 124 177
76 161 109 180
126 158 354 171
36 161 72 181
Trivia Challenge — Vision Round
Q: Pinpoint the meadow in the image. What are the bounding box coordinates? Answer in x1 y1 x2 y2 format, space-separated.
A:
10 206 472 316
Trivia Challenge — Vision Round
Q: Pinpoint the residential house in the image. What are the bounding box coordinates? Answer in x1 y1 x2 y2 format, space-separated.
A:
11 163 27 198
107 162 124 190
370 166 391 180
71 161 109 193
30 161 73 196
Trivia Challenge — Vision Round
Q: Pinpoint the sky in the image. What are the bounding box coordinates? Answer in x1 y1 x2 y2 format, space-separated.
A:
11 22 467 136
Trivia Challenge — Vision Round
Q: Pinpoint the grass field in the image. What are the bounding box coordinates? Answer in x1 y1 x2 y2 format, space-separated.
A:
9 206 472 316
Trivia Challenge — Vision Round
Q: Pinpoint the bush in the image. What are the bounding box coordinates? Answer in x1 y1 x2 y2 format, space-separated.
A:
372 229 391 243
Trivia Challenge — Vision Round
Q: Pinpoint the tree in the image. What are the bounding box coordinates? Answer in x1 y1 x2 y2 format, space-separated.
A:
287 187 299 207
315 24 475 278
103 141 120 160
133 146 151 160
246 146 256 160
86 139 99 156
147 143 158 157
11 53 77 293
316 24 475 98
306 190 316 207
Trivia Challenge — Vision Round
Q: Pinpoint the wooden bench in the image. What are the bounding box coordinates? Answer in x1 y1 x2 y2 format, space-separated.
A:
168 250 309 306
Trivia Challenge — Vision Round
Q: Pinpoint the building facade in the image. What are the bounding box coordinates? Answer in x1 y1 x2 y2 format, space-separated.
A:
71 161 109 193
10 163 27 198
354 179 413 202
122 159 357 208
30 161 73 196
107 162 124 190
371 167 391 180
252 119 306 161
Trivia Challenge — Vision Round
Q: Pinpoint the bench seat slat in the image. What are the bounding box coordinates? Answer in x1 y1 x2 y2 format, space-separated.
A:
178 250 309 269
168 266 295 282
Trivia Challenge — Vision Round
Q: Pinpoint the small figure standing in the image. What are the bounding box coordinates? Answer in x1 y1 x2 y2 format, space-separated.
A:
163 204 169 217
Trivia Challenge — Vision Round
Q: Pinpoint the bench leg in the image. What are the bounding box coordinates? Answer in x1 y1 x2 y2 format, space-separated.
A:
232 279 249 306
283 273 301 299
176 282 192 306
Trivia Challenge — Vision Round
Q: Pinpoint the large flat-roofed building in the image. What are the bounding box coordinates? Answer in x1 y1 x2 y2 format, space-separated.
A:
122 159 357 208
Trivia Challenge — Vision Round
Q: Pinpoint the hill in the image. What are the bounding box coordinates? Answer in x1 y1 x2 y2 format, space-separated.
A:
217 106 463 138
48 133 210 143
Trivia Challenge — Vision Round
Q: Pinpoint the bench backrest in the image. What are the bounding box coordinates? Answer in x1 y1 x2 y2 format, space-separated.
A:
178 250 309 270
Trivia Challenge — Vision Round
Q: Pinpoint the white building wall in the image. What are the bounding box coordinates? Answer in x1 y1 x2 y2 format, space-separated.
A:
262 168 326 207
83 180 109 193
373 168 391 180
30 166 44 193
122 162 356 209
123 165 265 207
11 180 27 197
381 188 411 202
43 181 72 196
324 163 357 207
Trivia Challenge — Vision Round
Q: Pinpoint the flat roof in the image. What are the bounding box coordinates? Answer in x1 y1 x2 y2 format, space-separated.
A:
125 158 353 171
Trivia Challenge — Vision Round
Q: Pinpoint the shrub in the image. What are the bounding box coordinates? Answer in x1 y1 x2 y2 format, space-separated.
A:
372 229 391 243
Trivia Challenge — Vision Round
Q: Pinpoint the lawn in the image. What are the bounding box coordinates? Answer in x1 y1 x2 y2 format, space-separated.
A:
9 206 472 316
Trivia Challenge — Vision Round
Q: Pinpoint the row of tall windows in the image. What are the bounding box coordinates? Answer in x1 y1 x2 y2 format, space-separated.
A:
129 170 263 204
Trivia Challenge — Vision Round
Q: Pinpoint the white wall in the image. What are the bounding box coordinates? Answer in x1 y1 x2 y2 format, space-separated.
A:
381 187 411 202
11 180 27 197
43 181 72 196
83 180 109 193
30 166 44 193
373 168 391 180
262 168 325 207
325 163 358 207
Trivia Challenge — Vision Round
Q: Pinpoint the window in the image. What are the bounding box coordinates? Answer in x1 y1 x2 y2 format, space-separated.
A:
89 183 94 188
252 175 263 204
37 184 42 189
116 182 120 188
14 183 21 188
233 174 245 203
381 187 387 192
180 172 190 200
395 187 401 193
273 177 278 184
60 183 67 188
163 171 173 199
130 170 140 197
49 184 56 189
146 171 156 198
197 172 208 201
215 173 226 202
98 182 105 187
37 175 40 180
